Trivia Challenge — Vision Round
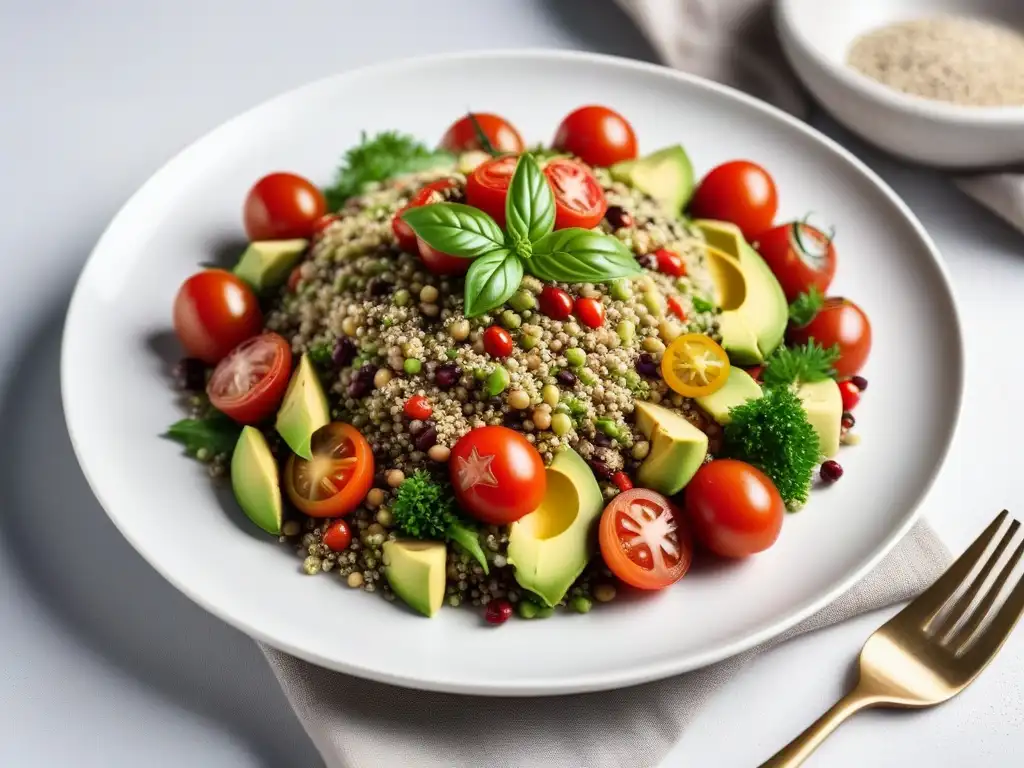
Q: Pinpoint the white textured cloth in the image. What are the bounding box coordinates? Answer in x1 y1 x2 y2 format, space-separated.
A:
261 524 948 768
614 0 1024 233
258 4 961 766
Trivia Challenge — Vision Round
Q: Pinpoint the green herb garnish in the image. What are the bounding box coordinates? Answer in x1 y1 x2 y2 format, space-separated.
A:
165 413 241 457
307 341 334 367
723 387 820 507
788 286 824 327
391 470 489 573
324 131 455 209
401 153 640 316
761 341 840 388
466 112 499 158
692 295 715 313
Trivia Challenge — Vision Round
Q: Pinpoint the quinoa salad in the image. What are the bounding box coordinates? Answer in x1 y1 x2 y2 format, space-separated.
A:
166 107 871 623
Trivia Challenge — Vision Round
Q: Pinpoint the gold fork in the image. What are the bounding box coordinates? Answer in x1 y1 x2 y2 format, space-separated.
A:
761 510 1024 767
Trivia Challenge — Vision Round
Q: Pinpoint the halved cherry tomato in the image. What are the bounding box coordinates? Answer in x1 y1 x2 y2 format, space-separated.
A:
599 488 693 590
667 296 687 321
449 426 546 525
661 334 731 398
543 158 608 230
465 155 518 229
789 297 871 378
207 332 293 424
440 112 524 154
611 472 633 492
553 105 638 167
392 179 455 252
243 172 327 241
684 460 784 558
440 112 525 155
689 160 778 241
284 423 374 518
174 269 263 365
755 221 837 302
655 248 687 277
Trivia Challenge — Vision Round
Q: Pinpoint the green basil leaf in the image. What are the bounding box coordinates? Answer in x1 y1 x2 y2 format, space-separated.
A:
528 228 643 283
401 203 503 258
463 249 523 317
505 153 555 245
165 414 241 456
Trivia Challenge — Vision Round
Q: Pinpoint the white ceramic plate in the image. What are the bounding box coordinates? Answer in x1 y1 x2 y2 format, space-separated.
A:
61 50 963 696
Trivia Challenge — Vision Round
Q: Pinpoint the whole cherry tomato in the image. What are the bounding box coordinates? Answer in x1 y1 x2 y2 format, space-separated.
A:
244 172 327 241
689 161 778 241
440 112 524 154
173 269 262 364
789 297 872 378
553 105 638 167
755 221 837 302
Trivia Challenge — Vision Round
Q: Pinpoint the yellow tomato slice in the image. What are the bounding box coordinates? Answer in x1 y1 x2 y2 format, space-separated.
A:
660 334 731 398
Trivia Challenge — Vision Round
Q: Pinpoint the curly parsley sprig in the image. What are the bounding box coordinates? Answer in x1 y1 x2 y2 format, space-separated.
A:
761 341 840 388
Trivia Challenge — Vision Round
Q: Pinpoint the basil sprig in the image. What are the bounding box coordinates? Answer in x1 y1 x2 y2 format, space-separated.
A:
401 153 641 317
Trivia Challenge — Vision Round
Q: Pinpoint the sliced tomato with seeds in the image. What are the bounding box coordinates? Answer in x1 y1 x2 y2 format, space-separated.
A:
543 158 607 230
599 488 693 590
284 422 374 518
207 332 292 424
465 155 518 228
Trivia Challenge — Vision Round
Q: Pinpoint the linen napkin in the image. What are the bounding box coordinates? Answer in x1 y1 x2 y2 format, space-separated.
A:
614 0 1024 234
262 524 948 768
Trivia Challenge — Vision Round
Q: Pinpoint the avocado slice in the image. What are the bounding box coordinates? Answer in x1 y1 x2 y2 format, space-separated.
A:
796 379 841 458
695 219 788 365
233 239 308 293
695 367 763 425
275 355 330 460
633 401 708 496
507 447 603 607
383 540 447 617
610 145 695 215
230 426 283 535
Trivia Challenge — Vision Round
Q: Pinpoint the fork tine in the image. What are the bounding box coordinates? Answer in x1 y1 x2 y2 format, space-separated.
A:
900 511 1010 625
933 520 1020 638
953 537 1024 659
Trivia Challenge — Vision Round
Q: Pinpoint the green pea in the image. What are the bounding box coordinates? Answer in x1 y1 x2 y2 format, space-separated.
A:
617 320 635 345
521 334 539 350
541 384 560 407
509 289 536 313
518 601 539 619
565 348 586 368
578 368 598 386
501 310 522 330
403 358 422 375
445 348 459 360
535 606 555 619
643 292 664 317
610 279 632 302
486 366 510 396
571 596 593 614
393 289 410 307
551 413 572 436
474 367 489 382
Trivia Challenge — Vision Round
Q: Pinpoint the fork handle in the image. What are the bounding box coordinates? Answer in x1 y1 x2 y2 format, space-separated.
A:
758 688 878 767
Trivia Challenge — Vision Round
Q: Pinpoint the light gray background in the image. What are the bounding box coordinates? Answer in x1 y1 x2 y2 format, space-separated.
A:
2 1 1022 766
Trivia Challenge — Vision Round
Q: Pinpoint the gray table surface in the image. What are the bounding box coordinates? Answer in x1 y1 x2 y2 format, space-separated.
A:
3 2 1023 766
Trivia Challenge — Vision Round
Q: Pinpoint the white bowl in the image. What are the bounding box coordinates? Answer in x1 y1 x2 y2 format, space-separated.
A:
775 0 1024 168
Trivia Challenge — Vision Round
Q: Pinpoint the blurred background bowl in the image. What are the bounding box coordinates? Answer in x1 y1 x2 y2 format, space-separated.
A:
775 0 1024 168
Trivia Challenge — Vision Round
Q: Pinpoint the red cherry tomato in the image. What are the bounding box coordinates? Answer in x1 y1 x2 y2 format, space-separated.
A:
689 161 778 241
206 333 293 424
243 172 327 241
655 248 687 277
684 460 784 558
323 519 353 552
789 297 872 378
543 158 608 230
404 395 433 421
667 296 687 321
755 222 837 302
553 105 638 167
418 240 471 276
839 379 861 411
574 297 606 329
611 472 633 492
465 155 518 229
287 265 303 294
483 326 514 358
173 269 263 364
539 286 574 320
392 179 456 253
599 488 693 590
449 426 546 525
284 423 374 518
440 113 525 155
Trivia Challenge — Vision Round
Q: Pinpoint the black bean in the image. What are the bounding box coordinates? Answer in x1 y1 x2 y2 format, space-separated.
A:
636 253 657 270
332 338 358 367
408 419 426 437
636 353 659 378
347 364 376 398
588 459 614 480
593 431 612 448
415 426 438 452
556 369 577 387
367 278 392 297
605 205 633 230
435 363 461 390
172 357 206 391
